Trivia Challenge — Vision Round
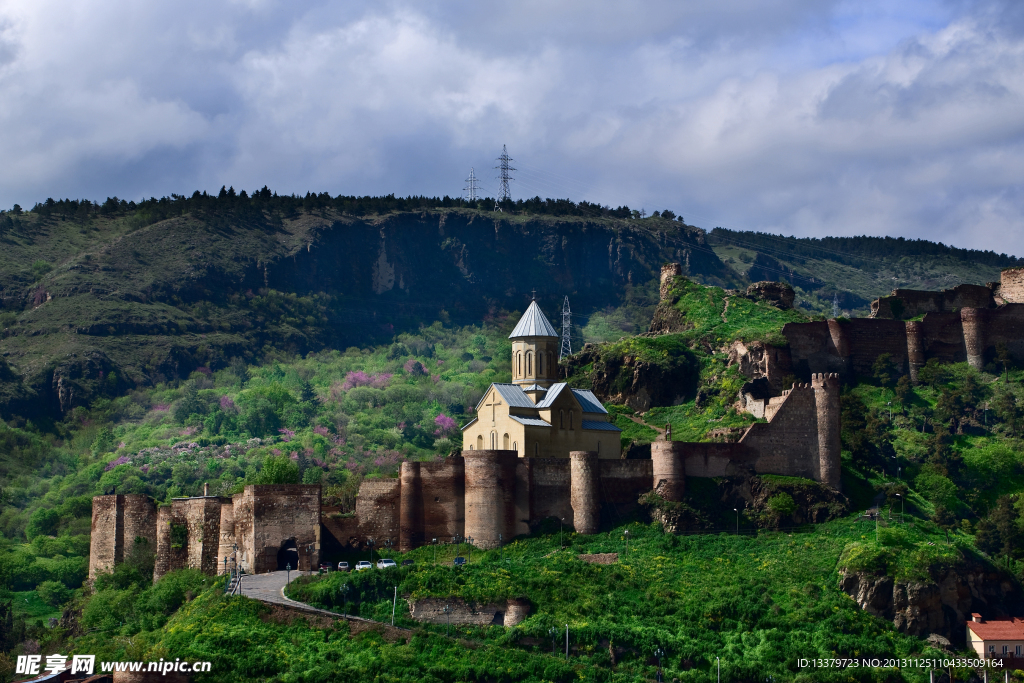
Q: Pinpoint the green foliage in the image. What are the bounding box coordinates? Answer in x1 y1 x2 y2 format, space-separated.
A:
253 455 300 485
36 579 70 607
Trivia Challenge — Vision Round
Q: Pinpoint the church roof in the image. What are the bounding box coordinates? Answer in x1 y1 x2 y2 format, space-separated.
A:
581 420 621 432
509 301 559 339
571 389 607 414
510 415 552 427
491 383 538 408
534 382 569 407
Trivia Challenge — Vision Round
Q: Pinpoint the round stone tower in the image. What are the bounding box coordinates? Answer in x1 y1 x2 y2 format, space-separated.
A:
509 300 560 388
961 307 986 370
812 373 841 489
905 321 925 384
464 450 518 549
216 501 235 575
569 451 600 534
651 440 686 501
399 461 423 552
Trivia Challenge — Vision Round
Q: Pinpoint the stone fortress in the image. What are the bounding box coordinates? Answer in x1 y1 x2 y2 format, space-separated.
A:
103 261 1021 582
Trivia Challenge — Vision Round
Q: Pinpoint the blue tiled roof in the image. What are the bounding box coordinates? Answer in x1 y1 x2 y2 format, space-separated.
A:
571 389 607 414
581 420 621 432
509 415 552 427
535 382 568 407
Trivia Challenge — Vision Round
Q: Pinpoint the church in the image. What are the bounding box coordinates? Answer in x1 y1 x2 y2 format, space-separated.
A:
461 300 622 459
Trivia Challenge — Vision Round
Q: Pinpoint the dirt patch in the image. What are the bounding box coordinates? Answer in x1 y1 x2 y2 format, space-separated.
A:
578 553 618 564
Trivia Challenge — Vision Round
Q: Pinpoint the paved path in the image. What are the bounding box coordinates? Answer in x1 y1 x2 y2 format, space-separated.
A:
237 570 396 627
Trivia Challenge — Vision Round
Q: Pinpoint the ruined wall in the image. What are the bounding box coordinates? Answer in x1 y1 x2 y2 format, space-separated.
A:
1001 268 1024 303
408 597 530 627
679 442 758 478
871 284 994 319
741 384 821 481
89 495 157 581
216 501 236 575
154 505 186 582
524 458 573 526
181 497 225 575
842 319 909 376
355 479 401 546
238 485 321 574
320 513 362 554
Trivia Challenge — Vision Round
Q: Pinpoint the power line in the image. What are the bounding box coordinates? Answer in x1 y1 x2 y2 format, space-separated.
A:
463 168 480 202
494 145 515 209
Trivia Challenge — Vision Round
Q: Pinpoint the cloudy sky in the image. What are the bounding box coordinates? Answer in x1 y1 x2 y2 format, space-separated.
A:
1 0 1022 254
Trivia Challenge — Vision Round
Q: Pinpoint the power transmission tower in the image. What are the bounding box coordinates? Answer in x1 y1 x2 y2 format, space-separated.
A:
494 144 515 210
832 293 840 319
560 296 572 361
463 168 480 202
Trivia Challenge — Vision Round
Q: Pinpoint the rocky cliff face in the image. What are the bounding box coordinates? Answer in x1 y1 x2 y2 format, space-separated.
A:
566 340 699 412
0 210 732 418
840 565 1024 644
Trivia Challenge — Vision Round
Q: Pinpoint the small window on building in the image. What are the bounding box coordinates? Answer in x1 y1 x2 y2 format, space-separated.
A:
477 435 483 450
527 352 533 376
1016 645 1021 656
491 432 496 449
559 410 564 429
503 433 510 449
569 411 574 430
1003 645 1009 655
990 645 996 653
539 353 544 375
597 441 601 454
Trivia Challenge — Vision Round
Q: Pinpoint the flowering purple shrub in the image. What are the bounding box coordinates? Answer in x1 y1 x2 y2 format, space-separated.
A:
341 371 393 390
313 425 330 437
290 451 299 460
195 366 212 376
220 395 236 412
181 427 197 437
403 360 426 376
434 413 457 436
153 404 170 412
105 455 130 471
278 428 295 442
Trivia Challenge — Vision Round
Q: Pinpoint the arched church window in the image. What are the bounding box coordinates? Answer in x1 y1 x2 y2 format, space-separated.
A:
527 352 533 376
559 410 564 429
569 411 574 430
503 433 510 449
513 441 518 453
477 435 483 450
539 352 544 376
491 432 497 449
597 441 601 454
516 353 522 377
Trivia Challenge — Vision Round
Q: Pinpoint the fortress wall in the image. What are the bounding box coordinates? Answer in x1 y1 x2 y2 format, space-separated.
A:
514 459 532 537
741 385 820 480
946 284 995 310
419 458 466 546
528 458 573 525
464 451 517 549
570 451 600 534
981 304 1024 361
154 502 188 582
355 479 401 547
1001 268 1024 303
244 485 321 573
781 321 839 378
181 498 224 575
121 495 158 559
399 462 422 551
217 501 236 575
680 443 757 478
88 495 122 581
232 492 254 573
320 513 362 553
597 459 653 518
871 285 994 319
651 441 685 501
920 312 966 364
842 318 908 376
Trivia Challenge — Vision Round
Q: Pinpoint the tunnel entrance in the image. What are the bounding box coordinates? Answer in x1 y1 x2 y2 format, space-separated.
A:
277 539 299 570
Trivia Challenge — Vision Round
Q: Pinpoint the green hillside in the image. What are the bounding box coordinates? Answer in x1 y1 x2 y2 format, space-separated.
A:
3 194 1024 681
709 228 1020 317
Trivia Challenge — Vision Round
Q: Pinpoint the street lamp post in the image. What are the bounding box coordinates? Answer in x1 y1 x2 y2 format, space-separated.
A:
466 536 474 564
896 493 904 524
340 583 349 618
384 538 393 562
655 647 664 683
560 517 564 549
888 401 892 421
733 508 739 534
368 539 375 567
286 562 291 586
499 533 504 563
716 656 720 683
432 538 438 566
624 529 630 556
444 604 452 637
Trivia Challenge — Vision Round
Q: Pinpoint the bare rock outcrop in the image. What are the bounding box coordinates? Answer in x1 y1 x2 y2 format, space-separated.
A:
839 564 1024 644
746 281 795 310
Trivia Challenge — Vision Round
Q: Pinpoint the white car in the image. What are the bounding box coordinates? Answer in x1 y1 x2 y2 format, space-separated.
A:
355 561 372 571
337 561 349 572
376 559 397 569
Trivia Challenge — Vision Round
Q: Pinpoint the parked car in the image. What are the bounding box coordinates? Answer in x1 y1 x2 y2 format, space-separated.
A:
337 561 350 572
377 559 397 569
355 561 372 571
453 556 467 566
319 563 331 572
400 559 414 567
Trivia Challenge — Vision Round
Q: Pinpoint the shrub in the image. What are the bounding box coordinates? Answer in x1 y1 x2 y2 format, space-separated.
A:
255 455 300 484
37 580 71 607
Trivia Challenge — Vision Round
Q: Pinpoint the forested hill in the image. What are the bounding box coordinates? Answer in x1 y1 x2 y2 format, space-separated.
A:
709 227 1019 317
0 193 728 421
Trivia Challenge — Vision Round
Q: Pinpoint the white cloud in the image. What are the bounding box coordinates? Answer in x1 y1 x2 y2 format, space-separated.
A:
0 0 1021 254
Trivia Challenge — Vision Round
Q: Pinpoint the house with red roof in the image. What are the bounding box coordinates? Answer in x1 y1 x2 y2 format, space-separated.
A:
967 613 1024 660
